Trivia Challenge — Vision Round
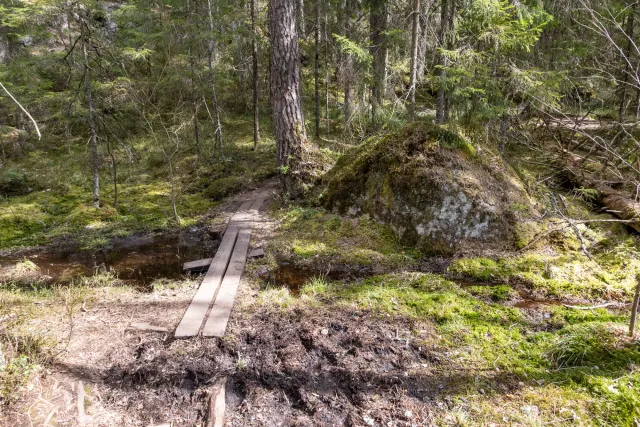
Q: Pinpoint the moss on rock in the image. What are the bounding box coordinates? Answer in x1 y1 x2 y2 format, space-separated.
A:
320 122 537 255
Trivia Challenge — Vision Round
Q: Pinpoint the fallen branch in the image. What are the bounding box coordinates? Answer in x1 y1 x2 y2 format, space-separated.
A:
0 81 41 140
563 302 624 310
77 381 88 426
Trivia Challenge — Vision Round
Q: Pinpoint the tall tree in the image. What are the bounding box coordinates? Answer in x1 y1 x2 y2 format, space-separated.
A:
343 0 354 131
369 0 388 127
79 10 100 208
251 0 260 148
207 0 226 166
269 0 308 197
315 0 320 137
408 0 421 121
435 0 449 123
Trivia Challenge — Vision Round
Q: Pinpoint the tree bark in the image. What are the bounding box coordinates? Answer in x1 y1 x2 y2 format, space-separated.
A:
297 0 306 40
315 0 320 138
269 0 308 197
106 137 118 208
343 0 353 131
416 0 430 81
435 0 448 123
324 9 330 136
408 0 421 121
81 22 100 208
369 0 388 128
251 0 260 148
207 0 226 168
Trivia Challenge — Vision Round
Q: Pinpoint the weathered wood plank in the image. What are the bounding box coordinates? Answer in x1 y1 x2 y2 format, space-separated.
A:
206 376 227 427
183 258 214 271
129 322 169 333
202 229 252 337
175 228 239 338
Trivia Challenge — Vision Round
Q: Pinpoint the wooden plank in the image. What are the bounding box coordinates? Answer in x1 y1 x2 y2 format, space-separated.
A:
202 229 252 337
129 322 169 333
175 228 239 338
248 248 264 258
206 377 227 427
183 258 214 271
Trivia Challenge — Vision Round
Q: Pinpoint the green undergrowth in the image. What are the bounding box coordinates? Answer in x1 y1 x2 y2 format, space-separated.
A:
257 271 640 425
270 205 419 270
0 116 276 249
448 248 640 302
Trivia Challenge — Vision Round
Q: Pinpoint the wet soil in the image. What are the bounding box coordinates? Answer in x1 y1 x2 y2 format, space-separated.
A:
0 231 218 288
264 264 373 296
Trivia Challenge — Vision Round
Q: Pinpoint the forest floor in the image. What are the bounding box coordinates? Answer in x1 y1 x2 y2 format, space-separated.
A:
2 123 640 425
2 178 640 426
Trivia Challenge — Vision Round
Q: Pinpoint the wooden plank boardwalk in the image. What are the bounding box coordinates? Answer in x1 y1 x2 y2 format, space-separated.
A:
175 190 269 338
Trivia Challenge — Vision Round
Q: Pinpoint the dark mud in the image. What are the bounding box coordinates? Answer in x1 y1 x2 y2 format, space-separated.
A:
0 231 218 287
264 264 374 296
85 306 523 426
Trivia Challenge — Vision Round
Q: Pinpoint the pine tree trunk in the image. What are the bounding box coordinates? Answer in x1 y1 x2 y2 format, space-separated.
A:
269 0 308 197
408 0 420 121
435 0 448 124
207 0 226 167
324 9 330 136
315 0 320 138
82 25 100 208
297 0 306 39
416 0 430 82
369 0 388 128
194 102 201 161
251 0 260 148
343 0 353 131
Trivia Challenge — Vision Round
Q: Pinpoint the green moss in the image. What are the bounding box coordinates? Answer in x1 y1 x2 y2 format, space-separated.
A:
272 206 418 270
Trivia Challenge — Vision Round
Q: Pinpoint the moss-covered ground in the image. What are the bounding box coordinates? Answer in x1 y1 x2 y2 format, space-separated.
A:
0 116 276 249
254 198 640 425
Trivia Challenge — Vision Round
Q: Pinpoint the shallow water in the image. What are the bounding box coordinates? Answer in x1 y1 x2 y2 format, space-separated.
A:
0 232 217 287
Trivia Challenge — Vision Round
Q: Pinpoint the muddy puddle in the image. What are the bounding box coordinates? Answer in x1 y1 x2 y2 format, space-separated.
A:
265 263 372 295
0 232 218 288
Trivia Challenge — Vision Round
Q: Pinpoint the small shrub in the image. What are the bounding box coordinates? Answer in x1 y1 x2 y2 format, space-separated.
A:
0 169 36 197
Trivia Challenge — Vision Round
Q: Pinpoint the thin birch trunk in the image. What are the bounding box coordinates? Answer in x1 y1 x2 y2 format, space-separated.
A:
81 21 100 208
408 0 420 121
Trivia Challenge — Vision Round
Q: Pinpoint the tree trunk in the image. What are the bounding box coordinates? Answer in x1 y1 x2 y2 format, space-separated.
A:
416 0 430 81
618 4 636 122
630 278 640 337
106 138 118 208
269 0 308 197
82 24 100 208
251 0 260 148
343 0 353 131
315 0 320 138
324 9 329 136
297 0 306 39
194 102 201 162
369 0 388 128
408 0 421 121
207 0 226 168
435 0 448 124
561 160 640 233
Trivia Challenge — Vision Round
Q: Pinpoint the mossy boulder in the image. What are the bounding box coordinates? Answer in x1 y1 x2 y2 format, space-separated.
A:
320 122 537 255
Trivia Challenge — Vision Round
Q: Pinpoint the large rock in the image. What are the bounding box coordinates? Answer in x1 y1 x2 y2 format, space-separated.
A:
320 123 537 255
